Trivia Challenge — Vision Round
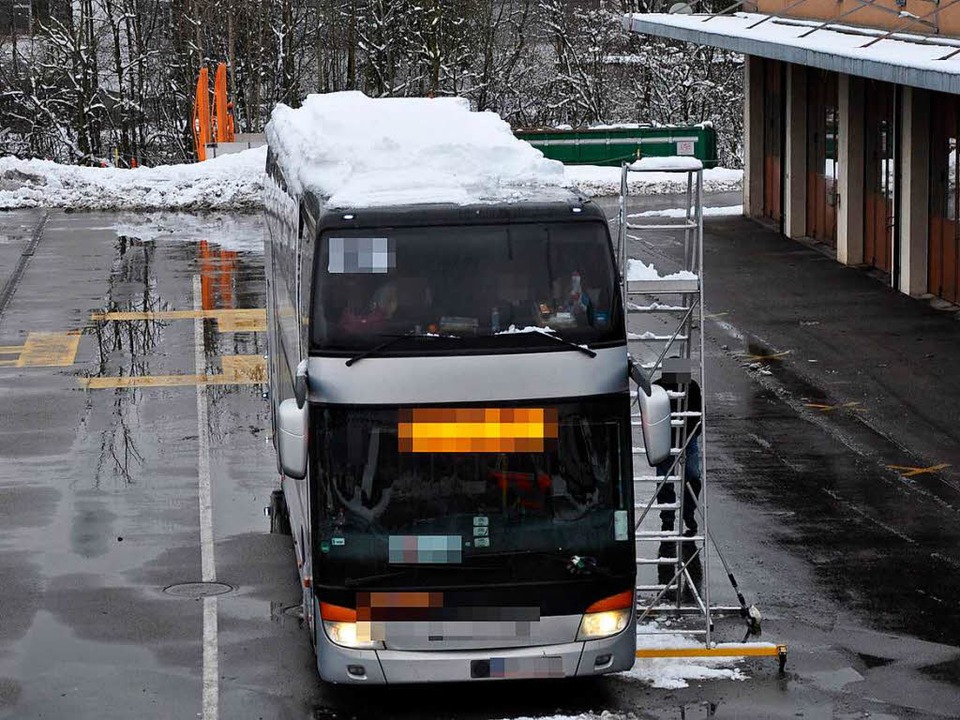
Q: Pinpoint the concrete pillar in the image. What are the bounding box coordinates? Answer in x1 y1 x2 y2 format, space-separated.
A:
837 73 864 266
784 63 807 239
743 56 765 218
899 86 929 297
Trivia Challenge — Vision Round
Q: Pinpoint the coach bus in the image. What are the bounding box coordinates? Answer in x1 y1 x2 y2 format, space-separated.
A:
263 123 672 683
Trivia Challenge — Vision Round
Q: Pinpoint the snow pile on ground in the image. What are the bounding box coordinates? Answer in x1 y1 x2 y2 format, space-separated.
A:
627 258 698 281
566 164 742 197
0 95 742 210
0 146 266 211
617 623 749 689
266 91 565 207
628 204 743 219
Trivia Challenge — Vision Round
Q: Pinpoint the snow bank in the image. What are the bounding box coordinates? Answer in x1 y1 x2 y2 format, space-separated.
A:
265 91 566 207
628 204 743 219
0 94 741 211
566 165 742 197
0 146 266 211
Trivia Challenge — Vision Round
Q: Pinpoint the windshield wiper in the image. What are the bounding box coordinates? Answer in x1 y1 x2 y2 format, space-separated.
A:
345 332 453 367
495 328 596 358
479 549 611 576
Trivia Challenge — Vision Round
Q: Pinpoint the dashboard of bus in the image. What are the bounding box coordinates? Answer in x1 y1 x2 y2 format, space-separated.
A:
310 220 623 355
309 395 634 589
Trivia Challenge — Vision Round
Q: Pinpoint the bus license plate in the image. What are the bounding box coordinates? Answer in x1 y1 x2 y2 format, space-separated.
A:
470 656 564 679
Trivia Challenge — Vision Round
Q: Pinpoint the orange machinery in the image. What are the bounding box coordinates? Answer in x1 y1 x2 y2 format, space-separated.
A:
192 62 236 161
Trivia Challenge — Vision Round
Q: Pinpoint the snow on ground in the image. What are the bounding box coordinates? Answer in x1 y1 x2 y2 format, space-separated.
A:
627 258 698 281
566 164 742 198
0 146 266 211
628 204 743 219
618 623 749 690
0 121 742 211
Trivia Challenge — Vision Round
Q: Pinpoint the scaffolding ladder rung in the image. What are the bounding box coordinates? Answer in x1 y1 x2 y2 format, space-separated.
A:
636 583 681 592
628 303 692 313
625 222 698 231
628 333 689 342
636 533 704 542
627 279 700 294
636 557 680 565
634 503 681 512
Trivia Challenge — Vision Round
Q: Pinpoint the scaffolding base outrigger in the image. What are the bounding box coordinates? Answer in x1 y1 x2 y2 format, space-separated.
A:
618 157 786 673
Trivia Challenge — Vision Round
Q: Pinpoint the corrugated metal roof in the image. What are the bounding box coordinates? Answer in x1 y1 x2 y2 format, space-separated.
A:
623 11 960 94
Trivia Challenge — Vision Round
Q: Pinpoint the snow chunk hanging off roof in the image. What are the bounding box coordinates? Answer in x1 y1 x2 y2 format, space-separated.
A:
265 92 566 208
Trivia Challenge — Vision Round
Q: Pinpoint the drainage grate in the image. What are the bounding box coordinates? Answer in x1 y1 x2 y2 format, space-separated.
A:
163 581 235 598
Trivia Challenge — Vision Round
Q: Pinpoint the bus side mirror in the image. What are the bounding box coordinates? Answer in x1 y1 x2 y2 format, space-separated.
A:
278 398 308 479
637 384 671 466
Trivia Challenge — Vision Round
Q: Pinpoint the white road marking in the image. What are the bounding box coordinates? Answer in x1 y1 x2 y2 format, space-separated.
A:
194 274 219 720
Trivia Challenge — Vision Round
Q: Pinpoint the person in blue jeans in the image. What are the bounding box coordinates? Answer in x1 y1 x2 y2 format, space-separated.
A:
655 378 703 593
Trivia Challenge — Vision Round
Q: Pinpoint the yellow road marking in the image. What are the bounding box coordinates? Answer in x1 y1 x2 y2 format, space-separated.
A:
743 350 791 362
214 309 267 333
635 644 786 659
886 463 951 478
91 308 266 332
16 331 81 367
0 345 24 354
81 355 268 389
0 359 17 366
804 401 862 413
221 355 267 382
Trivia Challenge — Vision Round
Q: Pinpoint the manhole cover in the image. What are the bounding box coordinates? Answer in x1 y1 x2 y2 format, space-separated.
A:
163 581 235 598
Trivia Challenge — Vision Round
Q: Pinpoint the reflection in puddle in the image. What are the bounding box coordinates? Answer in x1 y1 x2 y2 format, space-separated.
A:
78 227 268 487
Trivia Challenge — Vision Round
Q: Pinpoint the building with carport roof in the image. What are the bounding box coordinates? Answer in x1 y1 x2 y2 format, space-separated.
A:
624 2 960 305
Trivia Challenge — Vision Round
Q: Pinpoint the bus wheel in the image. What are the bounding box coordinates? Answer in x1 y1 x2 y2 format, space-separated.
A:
269 489 291 535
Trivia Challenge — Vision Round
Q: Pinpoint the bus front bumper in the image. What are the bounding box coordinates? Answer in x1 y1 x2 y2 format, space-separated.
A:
316 626 636 684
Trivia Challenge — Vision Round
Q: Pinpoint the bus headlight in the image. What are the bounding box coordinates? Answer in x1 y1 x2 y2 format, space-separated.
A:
577 609 630 640
576 590 633 641
320 601 384 649
322 620 384 649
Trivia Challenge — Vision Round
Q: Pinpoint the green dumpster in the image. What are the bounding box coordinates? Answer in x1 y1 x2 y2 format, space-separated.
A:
514 125 718 169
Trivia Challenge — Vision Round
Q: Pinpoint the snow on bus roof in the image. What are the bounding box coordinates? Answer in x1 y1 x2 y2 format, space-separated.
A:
265 92 567 208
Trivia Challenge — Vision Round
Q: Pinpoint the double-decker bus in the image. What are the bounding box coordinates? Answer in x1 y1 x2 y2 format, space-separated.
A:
263 100 668 684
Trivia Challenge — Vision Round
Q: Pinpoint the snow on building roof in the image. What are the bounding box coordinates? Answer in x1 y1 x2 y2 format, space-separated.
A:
623 11 960 94
265 92 567 209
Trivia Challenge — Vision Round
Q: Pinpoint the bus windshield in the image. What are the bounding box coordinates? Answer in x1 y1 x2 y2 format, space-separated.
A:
312 221 621 352
311 397 633 586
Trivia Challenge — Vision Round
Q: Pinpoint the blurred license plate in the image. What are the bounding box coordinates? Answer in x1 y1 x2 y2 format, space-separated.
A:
470 656 564 679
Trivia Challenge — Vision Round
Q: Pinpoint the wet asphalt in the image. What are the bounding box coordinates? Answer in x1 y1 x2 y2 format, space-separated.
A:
0 201 959 719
